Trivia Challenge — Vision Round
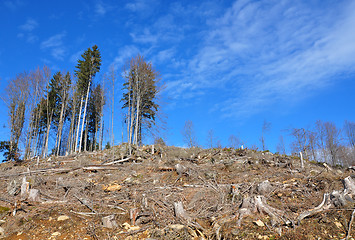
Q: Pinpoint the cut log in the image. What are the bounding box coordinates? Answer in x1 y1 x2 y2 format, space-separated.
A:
174 164 189 185
344 176 355 194
174 201 191 222
175 164 188 176
7 179 19 195
257 180 273 195
300 152 304 169
130 208 139 225
103 157 131 165
102 215 118 228
28 189 40 202
20 177 29 199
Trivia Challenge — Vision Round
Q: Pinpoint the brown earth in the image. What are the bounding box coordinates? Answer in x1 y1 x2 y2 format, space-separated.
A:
0 145 354 239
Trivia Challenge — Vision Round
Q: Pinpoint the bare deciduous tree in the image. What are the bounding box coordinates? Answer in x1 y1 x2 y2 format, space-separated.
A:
276 135 286 155
182 120 198 148
344 120 355 149
229 134 241 149
315 120 341 166
5 72 31 160
24 66 48 159
324 121 341 166
260 120 271 151
121 54 160 153
206 129 215 149
290 128 307 155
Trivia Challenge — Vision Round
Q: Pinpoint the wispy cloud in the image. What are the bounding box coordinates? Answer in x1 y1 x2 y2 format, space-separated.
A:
111 45 140 70
95 2 106 16
17 18 39 43
41 32 65 48
95 1 113 16
125 0 158 18
40 32 66 60
166 0 355 119
3 0 24 10
130 28 158 44
125 0 149 12
70 50 84 64
19 18 38 31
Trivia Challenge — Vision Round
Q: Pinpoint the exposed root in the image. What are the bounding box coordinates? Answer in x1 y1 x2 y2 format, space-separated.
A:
237 195 289 227
298 176 355 224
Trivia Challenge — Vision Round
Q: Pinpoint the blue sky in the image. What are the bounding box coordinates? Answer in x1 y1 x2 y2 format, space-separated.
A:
1 0 355 153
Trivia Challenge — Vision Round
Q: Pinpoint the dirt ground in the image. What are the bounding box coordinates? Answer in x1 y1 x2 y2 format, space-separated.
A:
0 145 354 239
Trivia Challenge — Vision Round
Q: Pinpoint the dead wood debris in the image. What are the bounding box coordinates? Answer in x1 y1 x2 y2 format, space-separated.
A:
0 145 352 239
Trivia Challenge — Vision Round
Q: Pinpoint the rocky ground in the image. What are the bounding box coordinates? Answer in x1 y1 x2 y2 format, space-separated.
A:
0 145 354 239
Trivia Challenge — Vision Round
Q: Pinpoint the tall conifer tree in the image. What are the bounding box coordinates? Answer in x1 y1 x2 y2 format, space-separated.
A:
74 45 101 152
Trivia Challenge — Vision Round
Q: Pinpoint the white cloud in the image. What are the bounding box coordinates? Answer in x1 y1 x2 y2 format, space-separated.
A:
51 48 66 61
95 1 113 16
154 48 175 63
95 2 107 16
4 0 24 10
70 50 84 64
125 0 148 12
166 0 355 119
111 45 140 70
125 0 158 18
41 33 66 49
19 18 38 32
18 18 39 43
40 32 66 60
130 28 158 44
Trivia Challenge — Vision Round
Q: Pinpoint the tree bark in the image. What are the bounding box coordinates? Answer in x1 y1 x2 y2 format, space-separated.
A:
55 87 67 156
42 111 53 158
79 80 91 153
75 96 84 152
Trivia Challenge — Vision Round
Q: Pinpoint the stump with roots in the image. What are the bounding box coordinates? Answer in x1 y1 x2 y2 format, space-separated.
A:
236 176 355 229
297 176 355 224
237 195 290 227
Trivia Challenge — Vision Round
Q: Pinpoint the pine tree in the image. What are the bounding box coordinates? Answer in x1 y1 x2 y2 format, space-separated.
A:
74 45 101 152
41 72 63 157
54 72 72 155
87 84 105 151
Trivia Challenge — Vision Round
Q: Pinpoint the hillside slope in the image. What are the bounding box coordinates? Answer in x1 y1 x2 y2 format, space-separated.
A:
0 146 353 239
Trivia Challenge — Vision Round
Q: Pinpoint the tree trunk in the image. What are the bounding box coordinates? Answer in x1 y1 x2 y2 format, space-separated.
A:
67 93 77 154
111 71 114 148
33 104 42 157
100 119 104 151
75 96 84 152
79 80 91 153
84 118 88 152
42 112 53 158
134 95 140 146
55 93 66 156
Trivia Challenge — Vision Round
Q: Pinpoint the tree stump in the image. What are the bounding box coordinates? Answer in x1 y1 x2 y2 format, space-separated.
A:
297 176 355 224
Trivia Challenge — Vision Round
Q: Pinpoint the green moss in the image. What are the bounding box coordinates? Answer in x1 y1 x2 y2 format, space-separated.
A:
0 206 10 213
